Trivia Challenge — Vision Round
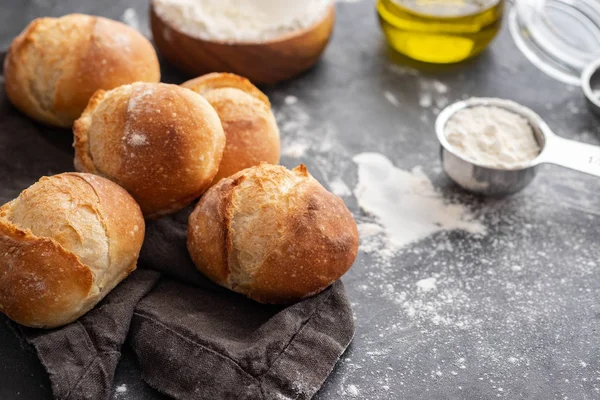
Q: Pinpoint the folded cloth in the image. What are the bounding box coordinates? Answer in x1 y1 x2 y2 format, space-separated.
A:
0 53 355 400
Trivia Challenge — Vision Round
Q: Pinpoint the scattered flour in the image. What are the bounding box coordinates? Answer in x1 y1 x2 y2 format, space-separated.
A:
127 84 157 113
284 95 298 105
419 79 449 109
357 223 384 238
276 95 352 195
433 81 448 94
153 0 333 43
121 8 150 37
127 133 148 146
419 92 432 108
353 152 486 250
388 64 420 77
416 277 437 292
384 91 400 107
346 384 360 397
282 141 310 158
444 105 541 169
121 8 139 31
329 177 352 197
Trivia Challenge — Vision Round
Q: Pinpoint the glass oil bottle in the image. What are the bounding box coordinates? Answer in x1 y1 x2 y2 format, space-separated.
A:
377 0 505 63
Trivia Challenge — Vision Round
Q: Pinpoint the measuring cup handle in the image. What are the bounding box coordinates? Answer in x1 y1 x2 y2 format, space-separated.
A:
543 136 600 177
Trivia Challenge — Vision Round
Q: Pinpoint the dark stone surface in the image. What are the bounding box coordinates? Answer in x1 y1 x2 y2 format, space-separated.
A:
1 1 600 399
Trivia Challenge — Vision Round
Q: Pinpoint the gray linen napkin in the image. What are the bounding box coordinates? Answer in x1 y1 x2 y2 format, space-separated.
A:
0 53 355 400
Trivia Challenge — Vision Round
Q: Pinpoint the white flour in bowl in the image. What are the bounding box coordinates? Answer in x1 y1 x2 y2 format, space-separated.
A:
153 0 333 43
444 105 541 169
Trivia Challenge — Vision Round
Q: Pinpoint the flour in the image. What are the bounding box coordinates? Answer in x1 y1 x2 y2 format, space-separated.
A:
121 8 140 31
127 133 148 146
121 8 150 37
328 177 352 197
346 384 360 396
353 152 486 250
153 0 333 43
282 141 310 158
419 92 432 108
444 105 540 169
284 95 298 105
276 95 351 195
384 91 400 107
114 384 127 397
416 277 437 292
418 79 448 109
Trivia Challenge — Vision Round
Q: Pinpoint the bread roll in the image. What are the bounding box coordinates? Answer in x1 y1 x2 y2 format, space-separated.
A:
187 163 359 304
4 13 160 128
0 173 145 328
73 82 226 218
182 73 280 184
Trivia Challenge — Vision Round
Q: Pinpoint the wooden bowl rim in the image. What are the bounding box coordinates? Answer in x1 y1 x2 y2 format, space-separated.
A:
151 1 335 47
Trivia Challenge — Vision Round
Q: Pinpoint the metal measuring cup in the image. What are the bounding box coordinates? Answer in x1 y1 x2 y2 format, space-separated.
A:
582 58 600 118
435 97 600 196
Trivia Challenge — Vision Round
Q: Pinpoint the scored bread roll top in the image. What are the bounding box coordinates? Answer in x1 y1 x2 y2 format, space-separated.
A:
4 13 160 127
187 163 359 304
74 82 226 218
182 73 280 184
182 73 270 106
0 173 145 328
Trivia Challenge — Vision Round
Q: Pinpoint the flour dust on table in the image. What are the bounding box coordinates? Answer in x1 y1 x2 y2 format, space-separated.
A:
121 7 150 37
275 94 485 256
353 152 486 253
275 93 355 194
274 85 600 399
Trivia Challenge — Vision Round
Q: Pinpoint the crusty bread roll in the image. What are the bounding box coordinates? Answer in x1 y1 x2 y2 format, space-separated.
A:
0 173 145 328
4 13 160 128
73 82 226 219
182 73 280 184
187 163 359 304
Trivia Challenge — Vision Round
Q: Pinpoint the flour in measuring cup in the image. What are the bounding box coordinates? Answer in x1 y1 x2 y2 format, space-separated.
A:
444 105 541 169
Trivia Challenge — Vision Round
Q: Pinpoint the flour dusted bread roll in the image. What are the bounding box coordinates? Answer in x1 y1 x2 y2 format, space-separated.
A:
4 13 160 127
0 173 144 328
74 82 226 218
182 73 280 184
187 163 359 304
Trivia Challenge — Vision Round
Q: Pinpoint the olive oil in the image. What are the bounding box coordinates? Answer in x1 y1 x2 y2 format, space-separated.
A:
377 0 504 63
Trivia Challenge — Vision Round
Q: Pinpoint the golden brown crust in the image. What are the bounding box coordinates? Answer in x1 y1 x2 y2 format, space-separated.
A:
73 83 226 218
187 164 359 304
0 173 145 328
183 73 280 184
187 174 244 285
69 173 144 289
204 88 280 183
4 14 160 128
182 73 270 107
0 220 94 328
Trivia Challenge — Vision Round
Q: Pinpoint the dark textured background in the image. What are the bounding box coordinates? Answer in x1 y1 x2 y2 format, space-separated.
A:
1 1 600 399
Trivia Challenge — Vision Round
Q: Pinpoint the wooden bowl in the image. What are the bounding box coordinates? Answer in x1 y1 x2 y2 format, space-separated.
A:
150 3 335 85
